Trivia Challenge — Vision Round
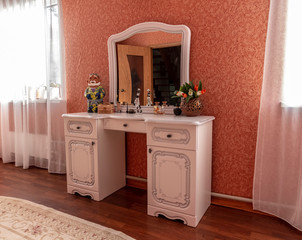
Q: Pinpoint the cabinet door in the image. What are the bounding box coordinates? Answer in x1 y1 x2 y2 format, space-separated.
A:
65 136 99 192
147 146 196 215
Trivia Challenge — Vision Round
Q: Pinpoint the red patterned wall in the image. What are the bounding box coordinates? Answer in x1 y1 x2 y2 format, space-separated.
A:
61 0 270 198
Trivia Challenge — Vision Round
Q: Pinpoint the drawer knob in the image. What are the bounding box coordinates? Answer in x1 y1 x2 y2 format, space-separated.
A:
149 148 152 153
167 134 172 138
123 123 128 127
91 141 95 146
76 126 81 129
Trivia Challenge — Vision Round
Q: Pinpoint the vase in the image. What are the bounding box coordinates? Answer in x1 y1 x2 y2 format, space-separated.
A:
181 98 203 116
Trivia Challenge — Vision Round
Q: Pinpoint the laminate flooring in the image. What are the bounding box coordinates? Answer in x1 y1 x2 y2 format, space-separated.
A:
0 161 301 240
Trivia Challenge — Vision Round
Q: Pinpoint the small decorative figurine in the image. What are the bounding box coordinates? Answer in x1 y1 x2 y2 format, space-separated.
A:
134 88 142 113
84 73 105 113
146 89 152 106
154 101 166 114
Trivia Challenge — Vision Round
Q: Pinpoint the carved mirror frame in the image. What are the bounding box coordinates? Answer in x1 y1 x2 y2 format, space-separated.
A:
108 22 191 105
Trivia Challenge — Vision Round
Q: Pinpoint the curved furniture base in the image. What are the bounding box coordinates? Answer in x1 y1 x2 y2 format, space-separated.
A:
148 205 201 227
67 185 102 201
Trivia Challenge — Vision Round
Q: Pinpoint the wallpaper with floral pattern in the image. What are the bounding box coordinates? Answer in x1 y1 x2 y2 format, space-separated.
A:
61 0 270 198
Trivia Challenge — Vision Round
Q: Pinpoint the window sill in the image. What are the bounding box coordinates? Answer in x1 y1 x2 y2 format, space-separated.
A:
280 102 302 108
5 99 66 104
30 98 64 103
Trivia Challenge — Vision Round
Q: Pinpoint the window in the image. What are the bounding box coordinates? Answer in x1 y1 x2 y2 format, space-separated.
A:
282 0 302 107
0 0 64 101
46 0 63 99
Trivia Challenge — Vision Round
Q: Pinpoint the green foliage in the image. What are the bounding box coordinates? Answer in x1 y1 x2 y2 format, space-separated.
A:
172 80 205 101
185 95 193 103
198 81 202 91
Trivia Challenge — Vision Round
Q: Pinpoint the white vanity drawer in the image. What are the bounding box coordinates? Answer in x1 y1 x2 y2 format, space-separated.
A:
104 118 146 133
147 123 196 150
64 118 97 139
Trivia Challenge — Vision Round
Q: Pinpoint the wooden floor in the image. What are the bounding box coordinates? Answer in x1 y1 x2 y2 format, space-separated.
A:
0 161 301 240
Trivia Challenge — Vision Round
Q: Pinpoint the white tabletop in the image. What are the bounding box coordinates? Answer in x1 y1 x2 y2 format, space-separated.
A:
62 112 214 126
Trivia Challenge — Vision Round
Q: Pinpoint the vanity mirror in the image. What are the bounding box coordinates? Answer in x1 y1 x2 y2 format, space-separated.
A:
108 22 191 108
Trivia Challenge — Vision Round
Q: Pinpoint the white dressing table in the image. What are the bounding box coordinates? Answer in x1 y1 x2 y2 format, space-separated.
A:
63 112 214 227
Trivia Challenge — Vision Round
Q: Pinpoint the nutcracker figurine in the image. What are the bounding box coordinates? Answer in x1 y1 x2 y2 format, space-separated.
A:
84 73 105 113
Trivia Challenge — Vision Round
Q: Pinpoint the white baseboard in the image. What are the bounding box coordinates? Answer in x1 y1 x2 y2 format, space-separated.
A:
126 175 147 182
125 175 253 203
211 192 252 203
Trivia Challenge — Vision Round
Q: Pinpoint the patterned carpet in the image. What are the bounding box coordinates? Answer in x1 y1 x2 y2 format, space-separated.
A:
0 196 134 240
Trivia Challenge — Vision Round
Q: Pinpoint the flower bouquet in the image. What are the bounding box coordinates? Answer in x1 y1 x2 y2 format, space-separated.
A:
172 80 206 116
172 80 206 103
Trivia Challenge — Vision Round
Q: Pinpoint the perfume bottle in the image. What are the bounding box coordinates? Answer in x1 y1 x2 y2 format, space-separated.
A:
116 101 121 113
161 101 167 114
154 101 160 114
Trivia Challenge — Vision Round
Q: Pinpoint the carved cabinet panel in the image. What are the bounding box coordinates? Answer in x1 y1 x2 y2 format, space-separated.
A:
147 147 196 216
65 136 99 192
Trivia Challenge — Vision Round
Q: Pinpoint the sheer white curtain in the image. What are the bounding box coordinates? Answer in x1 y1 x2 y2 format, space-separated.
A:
253 0 302 231
0 0 66 173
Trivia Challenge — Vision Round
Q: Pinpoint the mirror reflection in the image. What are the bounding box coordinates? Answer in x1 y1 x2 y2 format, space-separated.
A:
116 31 182 106
108 22 191 107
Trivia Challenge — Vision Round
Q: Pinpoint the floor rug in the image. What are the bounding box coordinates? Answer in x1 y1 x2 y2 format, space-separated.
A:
0 196 135 240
